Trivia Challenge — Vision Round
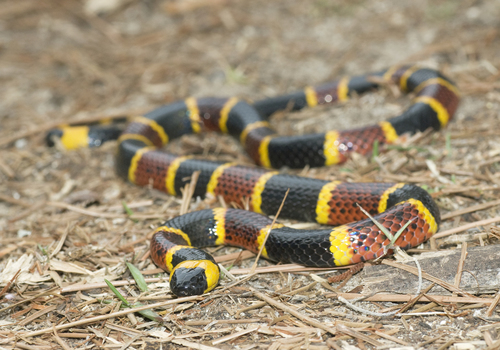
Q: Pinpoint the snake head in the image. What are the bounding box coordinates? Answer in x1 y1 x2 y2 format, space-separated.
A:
169 260 220 296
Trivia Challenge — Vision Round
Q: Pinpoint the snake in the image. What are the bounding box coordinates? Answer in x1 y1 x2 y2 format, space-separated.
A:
48 65 460 296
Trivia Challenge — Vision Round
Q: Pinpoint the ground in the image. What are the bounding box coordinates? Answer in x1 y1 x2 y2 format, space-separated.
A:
1 0 500 349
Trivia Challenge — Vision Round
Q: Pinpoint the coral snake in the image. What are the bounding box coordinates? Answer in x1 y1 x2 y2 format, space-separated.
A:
49 65 460 296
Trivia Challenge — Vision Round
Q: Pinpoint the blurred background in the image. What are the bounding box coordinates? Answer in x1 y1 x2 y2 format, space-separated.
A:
1 0 498 131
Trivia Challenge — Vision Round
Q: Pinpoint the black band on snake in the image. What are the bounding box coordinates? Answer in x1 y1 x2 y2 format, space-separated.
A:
48 66 460 296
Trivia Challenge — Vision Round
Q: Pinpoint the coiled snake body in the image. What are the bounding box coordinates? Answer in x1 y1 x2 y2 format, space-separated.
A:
50 66 459 296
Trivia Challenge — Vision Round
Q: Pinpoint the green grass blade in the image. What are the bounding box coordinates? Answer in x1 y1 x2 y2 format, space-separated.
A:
357 203 415 247
445 132 452 156
391 218 415 245
126 262 149 292
104 279 162 322
356 204 394 241
134 307 163 322
122 201 138 223
105 279 130 306
372 140 379 161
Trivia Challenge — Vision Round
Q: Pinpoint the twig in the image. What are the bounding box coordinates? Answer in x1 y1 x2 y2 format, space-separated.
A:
437 338 455 350
431 185 500 198
416 334 445 348
0 193 32 207
336 324 382 347
211 325 259 345
18 305 58 327
237 282 318 314
52 326 71 350
0 287 60 315
432 216 500 239
329 293 492 305
60 277 167 293
214 250 255 263
180 170 200 215
250 188 289 274
340 205 421 317
374 330 410 346
172 338 222 350
118 334 142 350
382 260 474 297
184 318 262 326
50 222 73 258
8 201 48 223
486 291 500 317
44 201 165 220
0 269 21 299
397 283 436 314
454 242 468 289
441 199 500 220
212 273 256 295
238 283 318 314
11 295 203 339
0 157 14 178
251 288 337 335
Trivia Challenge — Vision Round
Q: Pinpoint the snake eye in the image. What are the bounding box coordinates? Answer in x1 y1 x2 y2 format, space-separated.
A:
169 260 220 297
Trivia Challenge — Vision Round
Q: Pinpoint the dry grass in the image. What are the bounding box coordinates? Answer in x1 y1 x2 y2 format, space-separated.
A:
1 0 500 349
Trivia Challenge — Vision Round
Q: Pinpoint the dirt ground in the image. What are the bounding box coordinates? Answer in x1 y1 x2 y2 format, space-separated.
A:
1 0 500 349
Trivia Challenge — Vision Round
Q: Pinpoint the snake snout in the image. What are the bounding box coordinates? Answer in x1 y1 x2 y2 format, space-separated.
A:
169 260 220 297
